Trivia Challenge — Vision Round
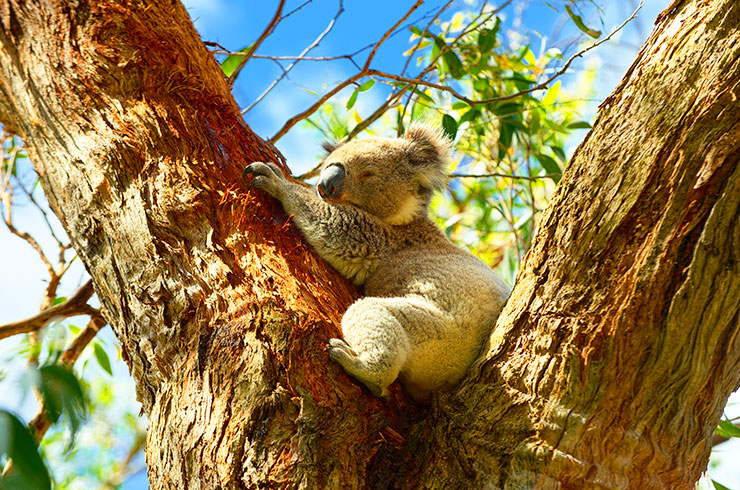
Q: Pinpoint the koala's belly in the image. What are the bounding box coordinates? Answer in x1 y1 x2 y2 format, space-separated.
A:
365 249 508 307
361 248 511 398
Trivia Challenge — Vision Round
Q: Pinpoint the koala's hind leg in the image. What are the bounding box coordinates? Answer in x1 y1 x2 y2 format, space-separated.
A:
328 297 412 399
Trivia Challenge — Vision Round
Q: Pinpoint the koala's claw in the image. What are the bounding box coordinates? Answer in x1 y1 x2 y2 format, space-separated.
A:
243 162 286 197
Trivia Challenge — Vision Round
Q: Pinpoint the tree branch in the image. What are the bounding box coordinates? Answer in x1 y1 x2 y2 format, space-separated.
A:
228 0 286 84
0 280 96 340
269 0 423 142
242 1 345 114
27 314 106 443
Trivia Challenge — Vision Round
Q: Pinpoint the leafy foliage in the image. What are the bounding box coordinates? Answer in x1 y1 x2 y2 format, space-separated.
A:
306 6 596 283
0 411 51 490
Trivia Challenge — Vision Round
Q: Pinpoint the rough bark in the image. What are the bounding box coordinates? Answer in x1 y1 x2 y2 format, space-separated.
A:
0 1 738 490
0 1 407 488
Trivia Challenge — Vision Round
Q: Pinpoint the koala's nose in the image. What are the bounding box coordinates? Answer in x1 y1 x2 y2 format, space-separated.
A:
317 163 346 199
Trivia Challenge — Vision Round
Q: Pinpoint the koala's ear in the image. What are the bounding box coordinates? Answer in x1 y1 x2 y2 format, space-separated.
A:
321 140 340 155
404 123 451 189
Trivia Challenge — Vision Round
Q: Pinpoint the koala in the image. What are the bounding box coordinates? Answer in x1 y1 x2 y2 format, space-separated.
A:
243 124 510 402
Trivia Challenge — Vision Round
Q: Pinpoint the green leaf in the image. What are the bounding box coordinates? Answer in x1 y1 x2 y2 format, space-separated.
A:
544 118 568 134
478 27 496 53
36 365 87 447
220 45 252 78
51 296 67 306
542 80 561 106
567 121 593 129
0 410 51 490
346 89 359 110
441 114 458 140
93 343 113 376
535 153 562 181
459 107 481 125
716 420 740 438
472 79 490 95
523 45 537 66
712 481 731 490
490 102 521 117
297 85 318 96
409 25 423 36
433 37 464 79
358 79 375 92
549 144 567 162
443 50 464 79
565 6 601 38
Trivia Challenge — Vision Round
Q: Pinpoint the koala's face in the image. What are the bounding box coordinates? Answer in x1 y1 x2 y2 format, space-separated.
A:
317 125 450 225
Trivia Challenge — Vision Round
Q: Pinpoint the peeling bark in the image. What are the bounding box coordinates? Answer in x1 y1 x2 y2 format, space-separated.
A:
0 1 739 489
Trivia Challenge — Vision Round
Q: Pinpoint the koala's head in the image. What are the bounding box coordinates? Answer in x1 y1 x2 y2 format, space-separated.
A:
317 124 451 225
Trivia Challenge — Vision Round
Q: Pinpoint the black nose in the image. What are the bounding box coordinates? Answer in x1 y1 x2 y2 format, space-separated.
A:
317 163 346 199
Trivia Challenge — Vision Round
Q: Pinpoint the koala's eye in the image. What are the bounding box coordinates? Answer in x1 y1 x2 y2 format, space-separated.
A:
358 170 376 181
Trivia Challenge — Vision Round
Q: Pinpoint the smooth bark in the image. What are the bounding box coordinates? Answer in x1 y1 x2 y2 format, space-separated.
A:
0 0 738 489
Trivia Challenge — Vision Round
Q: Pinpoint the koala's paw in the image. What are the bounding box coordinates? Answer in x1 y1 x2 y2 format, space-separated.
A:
328 338 385 399
328 338 357 362
243 161 286 198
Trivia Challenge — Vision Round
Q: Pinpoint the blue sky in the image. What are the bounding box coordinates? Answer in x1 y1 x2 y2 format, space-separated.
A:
3 1 739 489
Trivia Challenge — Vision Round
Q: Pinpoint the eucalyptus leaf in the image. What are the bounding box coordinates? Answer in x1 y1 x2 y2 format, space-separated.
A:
220 45 252 78
442 114 458 140
565 6 601 38
346 89 359 110
567 121 593 129
358 79 375 92
535 153 562 181
0 410 51 490
93 343 113 376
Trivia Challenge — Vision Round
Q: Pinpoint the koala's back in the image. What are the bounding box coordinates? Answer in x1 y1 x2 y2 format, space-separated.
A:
363 219 511 399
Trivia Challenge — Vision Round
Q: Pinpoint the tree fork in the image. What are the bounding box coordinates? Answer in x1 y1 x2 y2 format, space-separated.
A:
0 1 409 488
0 1 739 489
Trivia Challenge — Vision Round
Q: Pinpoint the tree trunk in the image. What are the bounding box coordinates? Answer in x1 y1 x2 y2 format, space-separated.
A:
0 1 738 489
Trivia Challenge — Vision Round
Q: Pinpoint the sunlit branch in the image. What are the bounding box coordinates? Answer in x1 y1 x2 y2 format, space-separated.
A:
0 280 97 341
228 0 286 84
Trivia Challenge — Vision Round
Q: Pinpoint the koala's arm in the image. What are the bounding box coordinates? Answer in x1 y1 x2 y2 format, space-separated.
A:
243 162 390 284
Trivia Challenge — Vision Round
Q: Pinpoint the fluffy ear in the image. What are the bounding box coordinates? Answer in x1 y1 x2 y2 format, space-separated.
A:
321 140 341 155
404 123 451 189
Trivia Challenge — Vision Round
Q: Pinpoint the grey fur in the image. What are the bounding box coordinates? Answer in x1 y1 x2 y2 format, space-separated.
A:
243 123 511 402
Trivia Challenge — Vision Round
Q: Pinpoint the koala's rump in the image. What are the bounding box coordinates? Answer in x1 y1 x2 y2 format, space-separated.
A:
365 248 510 394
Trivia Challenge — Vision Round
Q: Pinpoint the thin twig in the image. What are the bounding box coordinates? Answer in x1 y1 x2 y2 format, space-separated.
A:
399 1 453 78
243 1 345 114
228 0 286 84
280 0 314 21
450 172 560 181
14 176 67 248
101 431 147 489
270 0 423 142
1 188 56 279
362 0 424 72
